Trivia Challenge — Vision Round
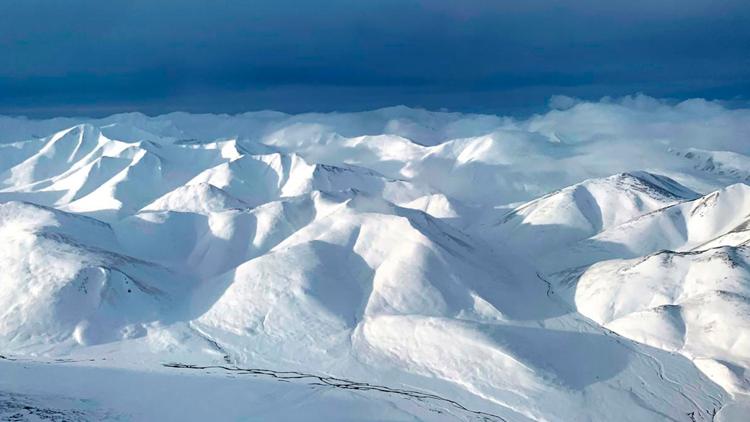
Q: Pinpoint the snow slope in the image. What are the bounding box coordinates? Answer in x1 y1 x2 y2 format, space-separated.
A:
484 172 699 256
542 183 750 272
1 99 749 421
574 246 750 395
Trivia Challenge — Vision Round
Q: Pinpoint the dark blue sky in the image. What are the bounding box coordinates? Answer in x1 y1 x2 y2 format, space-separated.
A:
1 0 749 117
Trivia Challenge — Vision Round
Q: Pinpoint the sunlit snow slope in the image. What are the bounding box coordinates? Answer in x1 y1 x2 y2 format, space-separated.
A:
2 97 750 421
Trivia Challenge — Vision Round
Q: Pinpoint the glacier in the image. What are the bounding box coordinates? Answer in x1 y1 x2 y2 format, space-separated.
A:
1 96 750 421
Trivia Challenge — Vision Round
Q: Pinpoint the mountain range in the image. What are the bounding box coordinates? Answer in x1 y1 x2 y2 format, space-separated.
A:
1 100 749 421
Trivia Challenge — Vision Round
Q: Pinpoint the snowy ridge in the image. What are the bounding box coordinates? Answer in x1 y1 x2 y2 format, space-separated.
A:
1 103 749 421
543 183 750 272
486 172 699 256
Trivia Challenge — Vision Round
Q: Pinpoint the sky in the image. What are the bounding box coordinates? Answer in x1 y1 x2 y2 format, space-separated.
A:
1 0 749 117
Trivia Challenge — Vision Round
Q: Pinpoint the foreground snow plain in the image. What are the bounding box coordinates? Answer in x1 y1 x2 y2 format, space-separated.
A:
1 96 749 421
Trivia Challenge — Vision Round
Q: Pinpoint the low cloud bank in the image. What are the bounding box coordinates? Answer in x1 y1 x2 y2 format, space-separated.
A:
0 95 748 202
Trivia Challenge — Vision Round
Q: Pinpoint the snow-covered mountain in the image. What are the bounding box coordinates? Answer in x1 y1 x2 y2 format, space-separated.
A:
2 100 750 421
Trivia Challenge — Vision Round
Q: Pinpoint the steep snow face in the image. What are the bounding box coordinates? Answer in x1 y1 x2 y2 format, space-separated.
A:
0 108 749 421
